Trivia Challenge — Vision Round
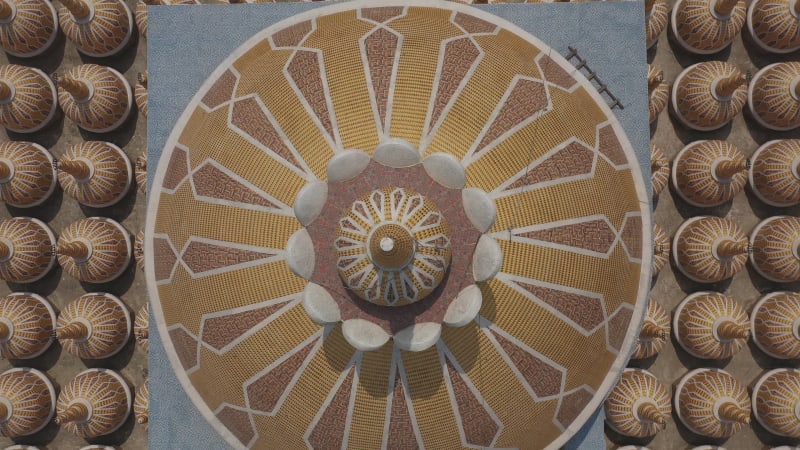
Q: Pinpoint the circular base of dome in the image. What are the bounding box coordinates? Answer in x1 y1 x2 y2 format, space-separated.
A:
1 1 59 58
670 1 736 55
2 367 56 436
71 67 133 134
751 368 797 437
670 66 729 132
3 67 58 134
748 140 800 207
746 5 800 54
750 291 800 359
62 142 133 208
670 140 737 208
748 216 798 283
70 1 134 58
3 293 57 359
12 217 57 284
747 64 799 132
2 142 57 209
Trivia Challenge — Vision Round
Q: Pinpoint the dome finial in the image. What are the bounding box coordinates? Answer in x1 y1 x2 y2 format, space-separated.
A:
640 321 664 339
57 74 91 102
58 240 89 260
716 72 747 98
0 80 11 102
56 321 88 340
716 320 749 340
648 67 664 94
0 401 6 420
60 0 91 20
0 241 9 260
714 0 739 16
717 239 748 259
715 159 747 179
56 402 89 424
0 160 9 180
0 321 8 341
718 401 750 424
0 0 12 20
59 159 91 181
638 402 666 426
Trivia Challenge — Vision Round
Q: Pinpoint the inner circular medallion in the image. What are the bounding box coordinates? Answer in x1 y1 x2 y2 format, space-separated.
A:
335 187 451 307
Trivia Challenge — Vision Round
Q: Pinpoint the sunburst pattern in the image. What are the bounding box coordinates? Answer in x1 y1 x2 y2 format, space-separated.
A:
56 63 132 133
147 4 649 449
56 217 131 284
671 140 747 207
605 369 670 438
675 368 750 438
57 141 132 208
56 293 131 359
134 379 148 429
671 61 747 131
752 291 800 359
674 292 749 359
57 0 132 57
673 216 748 283
748 62 800 131
0 368 55 438
747 0 800 53
671 0 746 54
55 369 131 439
134 302 148 352
0 141 56 208
0 0 57 57
752 368 800 438
750 216 800 282
0 292 55 359
135 72 148 117
631 298 669 360
646 0 669 48
0 217 55 283
749 139 800 207
0 64 57 133
648 64 668 124
650 144 669 199
134 229 144 270
652 223 669 278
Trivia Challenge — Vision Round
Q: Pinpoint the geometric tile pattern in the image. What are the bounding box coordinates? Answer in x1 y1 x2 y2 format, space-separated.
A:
148 4 649 449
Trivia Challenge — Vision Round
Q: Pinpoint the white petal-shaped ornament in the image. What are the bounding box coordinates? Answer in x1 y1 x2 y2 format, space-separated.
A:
444 284 482 327
342 319 391 351
327 150 370 182
373 138 421 168
286 228 315 280
423 153 466 189
473 235 503 282
293 181 328 226
462 187 496 232
394 322 441 352
302 283 340 324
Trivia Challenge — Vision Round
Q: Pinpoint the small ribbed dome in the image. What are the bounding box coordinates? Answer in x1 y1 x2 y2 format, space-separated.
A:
56 217 131 284
56 293 131 359
675 368 750 438
0 293 55 359
0 64 57 133
57 0 132 57
652 223 670 277
133 302 148 352
58 141 132 208
674 292 749 359
750 216 800 282
135 72 147 117
135 152 146 194
134 229 144 270
0 141 56 208
631 298 669 360
747 0 800 53
671 0 746 54
650 144 669 198
57 141 132 208
646 0 669 48
748 62 800 131
0 368 55 438
0 0 57 57
753 368 800 438
648 64 668 123
133 379 148 429
55 368 130 438
605 369 670 438
0 217 56 283
671 61 748 131
134 0 197 40
673 216 748 283
750 140 800 207
671 140 747 207
56 64 132 133
752 291 800 359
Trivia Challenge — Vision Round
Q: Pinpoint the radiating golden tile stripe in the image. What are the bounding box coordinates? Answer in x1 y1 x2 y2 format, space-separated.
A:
250 326 357 449
347 344 392 449
442 325 562 447
189 302 317 411
154 185 300 251
466 87 606 191
479 279 611 392
233 45 333 179
177 106 307 205
402 347 469 450
387 7 463 146
426 30 541 158
499 239 641 317
492 160 640 233
304 11 379 152
158 262 305 333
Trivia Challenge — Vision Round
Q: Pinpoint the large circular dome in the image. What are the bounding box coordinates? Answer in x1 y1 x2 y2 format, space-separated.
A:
146 2 651 449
